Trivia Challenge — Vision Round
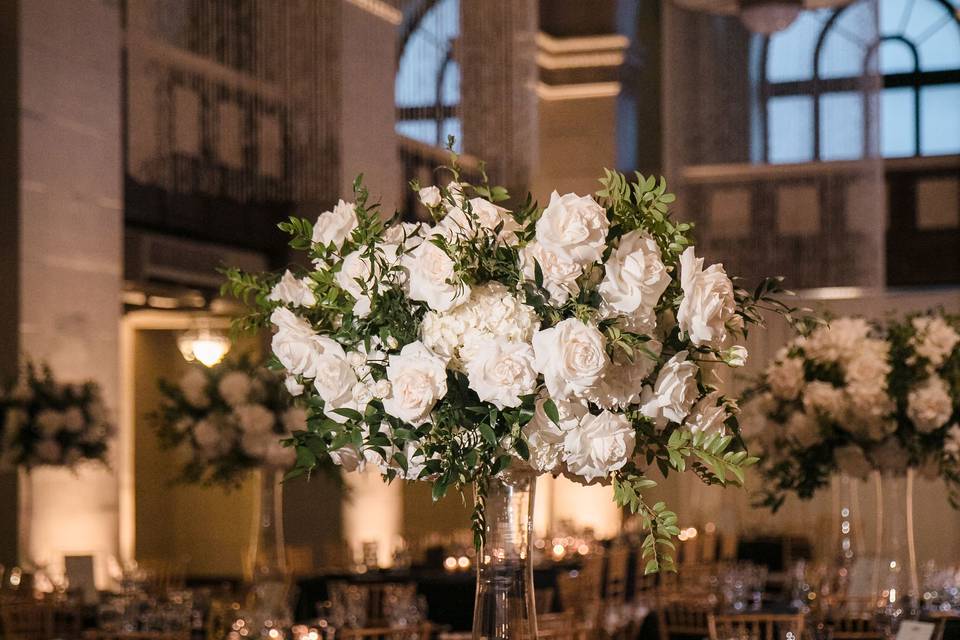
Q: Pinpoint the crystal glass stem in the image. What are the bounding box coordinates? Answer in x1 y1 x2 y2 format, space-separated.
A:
472 466 538 640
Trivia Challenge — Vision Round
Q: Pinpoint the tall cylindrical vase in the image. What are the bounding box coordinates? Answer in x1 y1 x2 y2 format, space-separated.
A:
245 468 292 634
473 467 538 640
875 470 919 633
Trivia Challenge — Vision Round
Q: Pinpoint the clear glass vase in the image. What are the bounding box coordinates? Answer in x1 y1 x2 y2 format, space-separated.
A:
472 466 538 640
875 470 919 633
243 468 292 637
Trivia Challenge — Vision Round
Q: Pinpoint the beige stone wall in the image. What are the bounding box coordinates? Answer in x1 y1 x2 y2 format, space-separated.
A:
16 0 122 586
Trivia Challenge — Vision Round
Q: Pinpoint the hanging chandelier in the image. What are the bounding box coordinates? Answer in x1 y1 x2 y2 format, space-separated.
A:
177 322 231 367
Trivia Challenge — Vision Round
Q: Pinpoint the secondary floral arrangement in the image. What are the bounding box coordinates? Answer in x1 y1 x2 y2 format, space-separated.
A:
745 312 960 510
225 152 790 571
152 357 303 486
0 362 113 469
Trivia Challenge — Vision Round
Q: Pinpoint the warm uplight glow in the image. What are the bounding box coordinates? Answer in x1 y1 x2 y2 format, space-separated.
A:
177 327 231 367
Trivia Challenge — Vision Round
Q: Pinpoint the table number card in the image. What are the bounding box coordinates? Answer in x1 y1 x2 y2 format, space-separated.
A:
896 621 936 640
64 555 98 605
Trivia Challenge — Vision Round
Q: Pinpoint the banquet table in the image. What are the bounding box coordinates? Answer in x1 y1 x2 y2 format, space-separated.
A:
295 564 574 630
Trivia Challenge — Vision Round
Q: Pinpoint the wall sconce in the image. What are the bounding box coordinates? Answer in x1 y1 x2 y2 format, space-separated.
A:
177 322 231 367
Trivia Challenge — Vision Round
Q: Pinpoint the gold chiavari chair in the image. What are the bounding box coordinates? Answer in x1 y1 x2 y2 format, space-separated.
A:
334 623 433 640
556 554 604 630
0 600 55 640
708 613 805 640
656 594 715 640
826 615 883 640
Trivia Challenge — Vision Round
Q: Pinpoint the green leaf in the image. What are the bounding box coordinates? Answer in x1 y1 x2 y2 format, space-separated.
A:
479 424 497 447
542 399 560 425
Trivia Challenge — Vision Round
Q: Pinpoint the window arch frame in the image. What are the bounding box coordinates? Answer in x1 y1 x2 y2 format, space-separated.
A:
395 0 461 148
759 0 960 162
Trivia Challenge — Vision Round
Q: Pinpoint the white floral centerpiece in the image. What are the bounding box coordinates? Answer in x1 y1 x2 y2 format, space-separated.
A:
225 154 789 572
152 357 305 485
0 362 113 469
746 313 960 509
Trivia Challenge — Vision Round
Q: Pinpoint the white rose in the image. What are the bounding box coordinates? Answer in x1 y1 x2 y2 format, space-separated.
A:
835 444 872 479
265 441 296 468
419 185 441 208
282 407 308 432
383 222 425 249
218 371 252 407
907 375 953 433
533 318 609 400
383 342 448 426
179 368 210 409
373 379 392 398
536 191 609 265
677 247 736 348
640 350 700 427
598 230 670 324
403 241 470 312
589 339 662 410
522 396 586 473
520 241 582 305
724 345 749 368
438 198 520 243
284 376 304 397
785 411 822 448
336 250 375 317
685 392 728 436
465 337 538 410
62 407 86 434
329 444 365 472
563 410 635 482
270 307 327 379
911 316 960 369
312 199 356 249
802 381 846 422
36 439 62 464
767 357 805 401
267 270 316 308
310 343 359 423
234 404 275 434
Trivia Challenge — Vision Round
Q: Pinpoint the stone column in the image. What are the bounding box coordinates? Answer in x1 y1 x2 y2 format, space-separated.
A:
8 0 123 587
460 0 539 197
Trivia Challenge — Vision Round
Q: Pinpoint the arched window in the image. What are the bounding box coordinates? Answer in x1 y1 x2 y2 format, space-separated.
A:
395 0 461 150
759 0 960 163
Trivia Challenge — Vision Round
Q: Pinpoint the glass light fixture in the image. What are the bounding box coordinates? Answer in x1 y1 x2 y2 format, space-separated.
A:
177 324 231 367
739 0 803 34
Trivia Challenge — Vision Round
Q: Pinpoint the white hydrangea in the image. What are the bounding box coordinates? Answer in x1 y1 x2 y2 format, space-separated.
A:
234 404 275 434
802 318 872 364
420 283 539 368
802 381 846 422
907 375 953 433
179 369 210 409
785 411 822 448
218 371 252 407
766 355 805 401
910 316 960 369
